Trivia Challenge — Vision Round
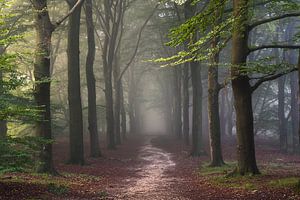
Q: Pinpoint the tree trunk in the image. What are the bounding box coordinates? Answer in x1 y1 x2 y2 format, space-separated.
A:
113 58 121 145
32 0 56 173
225 90 233 136
120 81 127 140
128 66 135 134
290 72 299 153
85 0 101 157
191 61 204 156
208 38 224 166
220 90 227 136
278 76 287 153
67 0 84 164
231 0 259 175
173 67 182 138
182 63 190 145
298 50 300 150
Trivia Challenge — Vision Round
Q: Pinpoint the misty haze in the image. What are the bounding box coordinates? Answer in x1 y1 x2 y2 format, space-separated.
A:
0 0 300 199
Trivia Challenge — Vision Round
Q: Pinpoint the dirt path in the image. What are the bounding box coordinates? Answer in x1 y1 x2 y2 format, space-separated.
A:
2 135 300 199
109 136 188 200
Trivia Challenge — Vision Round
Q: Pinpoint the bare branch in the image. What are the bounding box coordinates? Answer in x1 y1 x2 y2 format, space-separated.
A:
117 3 159 82
250 68 297 92
54 0 85 29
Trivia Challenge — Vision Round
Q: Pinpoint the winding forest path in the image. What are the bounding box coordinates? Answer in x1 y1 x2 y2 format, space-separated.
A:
111 136 186 199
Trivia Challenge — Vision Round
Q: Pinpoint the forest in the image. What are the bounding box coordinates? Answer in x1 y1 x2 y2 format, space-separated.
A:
0 0 300 199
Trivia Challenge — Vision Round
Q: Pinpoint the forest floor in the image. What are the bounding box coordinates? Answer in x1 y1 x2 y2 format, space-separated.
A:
1 134 300 199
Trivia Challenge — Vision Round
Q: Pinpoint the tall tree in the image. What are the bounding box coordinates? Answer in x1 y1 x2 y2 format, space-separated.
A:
207 7 225 167
31 0 84 172
67 0 85 164
185 1 204 156
231 0 259 175
182 62 190 145
85 0 101 157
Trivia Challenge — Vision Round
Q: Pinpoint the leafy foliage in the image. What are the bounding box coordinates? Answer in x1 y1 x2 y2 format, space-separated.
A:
0 136 53 173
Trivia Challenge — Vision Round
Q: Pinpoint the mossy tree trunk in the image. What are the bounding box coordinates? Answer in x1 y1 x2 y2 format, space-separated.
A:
31 0 56 173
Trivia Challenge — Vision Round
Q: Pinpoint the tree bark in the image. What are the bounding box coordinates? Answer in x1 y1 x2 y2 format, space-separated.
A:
182 63 190 145
31 0 56 173
113 56 121 145
290 72 299 153
120 81 127 140
85 0 101 157
208 38 224 166
231 0 259 175
67 0 84 164
298 50 300 151
278 76 287 153
173 67 182 138
191 61 204 156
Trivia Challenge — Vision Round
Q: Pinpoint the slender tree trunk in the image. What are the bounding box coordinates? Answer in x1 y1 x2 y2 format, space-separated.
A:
191 62 204 156
231 0 259 175
182 63 190 145
32 0 56 173
290 72 299 153
85 0 101 157
113 57 121 145
173 67 182 138
225 90 233 136
220 90 226 136
128 66 136 134
120 81 127 140
185 0 204 156
208 38 224 166
278 76 287 153
67 0 84 164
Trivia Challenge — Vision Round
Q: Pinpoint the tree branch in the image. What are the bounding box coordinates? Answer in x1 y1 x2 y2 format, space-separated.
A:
117 3 159 82
249 44 300 54
251 68 297 92
54 0 85 29
249 12 300 30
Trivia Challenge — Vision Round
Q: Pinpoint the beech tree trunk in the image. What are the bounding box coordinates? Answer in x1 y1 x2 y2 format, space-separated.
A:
113 57 121 145
120 82 127 140
182 63 190 145
231 0 259 175
32 0 56 173
278 76 287 153
67 0 84 164
191 61 204 156
290 72 299 153
208 39 224 166
128 67 136 134
173 67 182 138
85 0 101 157
220 90 226 136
